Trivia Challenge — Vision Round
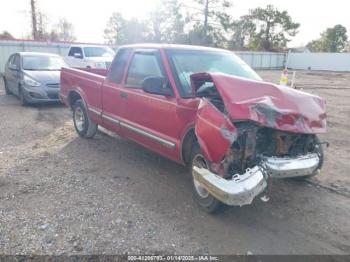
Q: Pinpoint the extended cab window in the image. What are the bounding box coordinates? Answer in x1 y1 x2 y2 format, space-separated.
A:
126 53 163 88
108 48 131 84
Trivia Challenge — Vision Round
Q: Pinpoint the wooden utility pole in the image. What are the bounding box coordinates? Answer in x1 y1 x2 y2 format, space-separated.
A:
30 0 38 40
203 0 209 38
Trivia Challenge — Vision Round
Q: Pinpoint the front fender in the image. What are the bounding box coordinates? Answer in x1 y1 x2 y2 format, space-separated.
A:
195 99 237 163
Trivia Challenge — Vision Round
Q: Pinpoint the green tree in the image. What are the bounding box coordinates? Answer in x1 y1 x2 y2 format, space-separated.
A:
55 18 76 42
123 18 149 44
104 1 187 45
307 24 348 52
145 0 187 43
229 15 255 50
104 12 126 44
187 0 233 46
0 31 15 40
243 5 300 50
164 0 188 43
104 13 149 44
144 0 188 43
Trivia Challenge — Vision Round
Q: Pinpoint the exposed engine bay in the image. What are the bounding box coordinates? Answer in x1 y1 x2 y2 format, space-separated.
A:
222 123 322 177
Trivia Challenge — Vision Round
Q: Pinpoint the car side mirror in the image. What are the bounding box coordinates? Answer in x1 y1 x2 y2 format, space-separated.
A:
73 53 83 59
142 76 173 96
9 64 18 70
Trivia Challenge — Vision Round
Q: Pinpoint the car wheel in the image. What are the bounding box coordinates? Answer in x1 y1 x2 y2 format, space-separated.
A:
190 142 223 213
73 99 98 138
3 78 11 95
18 86 28 106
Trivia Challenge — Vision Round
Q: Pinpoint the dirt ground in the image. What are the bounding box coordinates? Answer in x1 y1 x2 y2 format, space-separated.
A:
0 70 349 255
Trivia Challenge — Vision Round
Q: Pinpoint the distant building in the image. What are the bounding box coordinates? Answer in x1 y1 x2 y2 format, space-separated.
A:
289 46 311 53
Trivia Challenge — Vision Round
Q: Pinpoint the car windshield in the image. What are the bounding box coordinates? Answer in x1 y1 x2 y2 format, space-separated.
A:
83 47 115 58
167 49 262 97
22 56 67 71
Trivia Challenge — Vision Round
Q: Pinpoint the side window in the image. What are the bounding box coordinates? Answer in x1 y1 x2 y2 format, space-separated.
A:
68 47 83 58
108 48 131 84
13 55 20 68
126 53 163 88
7 55 14 67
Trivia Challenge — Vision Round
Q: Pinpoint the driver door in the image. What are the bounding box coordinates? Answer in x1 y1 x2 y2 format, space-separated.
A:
119 49 180 161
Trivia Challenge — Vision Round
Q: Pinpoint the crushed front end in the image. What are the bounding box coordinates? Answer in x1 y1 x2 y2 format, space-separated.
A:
191 73 326 207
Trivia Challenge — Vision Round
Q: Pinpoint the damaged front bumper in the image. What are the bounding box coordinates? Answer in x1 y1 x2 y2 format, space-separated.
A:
192 165 268 206
192 153 321 206
263 153 320 178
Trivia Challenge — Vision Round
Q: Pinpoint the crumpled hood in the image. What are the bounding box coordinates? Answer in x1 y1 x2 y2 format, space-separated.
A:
193 73 326 134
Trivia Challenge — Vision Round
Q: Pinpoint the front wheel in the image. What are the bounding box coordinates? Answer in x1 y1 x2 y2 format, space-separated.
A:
19 87 28 106
190 142 223 213
3 78 11 95
72 99 98 138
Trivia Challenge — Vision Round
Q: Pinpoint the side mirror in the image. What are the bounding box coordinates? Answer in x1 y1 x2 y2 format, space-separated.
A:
73 53 83 59
142 76 173 96
9 64 18 70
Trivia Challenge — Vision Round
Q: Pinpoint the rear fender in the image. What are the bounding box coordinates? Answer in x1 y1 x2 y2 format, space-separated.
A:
195 99 237 163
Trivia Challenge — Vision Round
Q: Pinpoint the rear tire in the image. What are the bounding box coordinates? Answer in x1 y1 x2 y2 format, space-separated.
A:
190 142 223 213
72 99 98 138
3 78 11 95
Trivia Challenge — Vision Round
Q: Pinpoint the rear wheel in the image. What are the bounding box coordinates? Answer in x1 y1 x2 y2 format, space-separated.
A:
72 99 98 138
190 142 223 213
3 78 11 95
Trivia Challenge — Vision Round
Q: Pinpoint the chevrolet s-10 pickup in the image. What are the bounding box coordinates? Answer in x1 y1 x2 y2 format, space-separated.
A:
60 44 326 213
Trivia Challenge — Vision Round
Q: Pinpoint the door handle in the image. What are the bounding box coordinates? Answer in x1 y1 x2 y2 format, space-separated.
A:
120 91 128 99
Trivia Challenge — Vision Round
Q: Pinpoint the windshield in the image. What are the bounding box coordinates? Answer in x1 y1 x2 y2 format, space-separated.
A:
83 47 115 58
22 56 67 71
167 49 262 97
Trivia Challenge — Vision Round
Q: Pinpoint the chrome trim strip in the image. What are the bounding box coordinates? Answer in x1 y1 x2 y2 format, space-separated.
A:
102 113 120 125
120 121 176 149
88 107 102 116
100 113 176 149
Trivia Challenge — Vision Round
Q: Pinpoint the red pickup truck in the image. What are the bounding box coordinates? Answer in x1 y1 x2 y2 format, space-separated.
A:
60 44 326 213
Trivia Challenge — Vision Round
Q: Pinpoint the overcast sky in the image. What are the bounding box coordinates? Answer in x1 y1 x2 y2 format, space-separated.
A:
1 0 349 47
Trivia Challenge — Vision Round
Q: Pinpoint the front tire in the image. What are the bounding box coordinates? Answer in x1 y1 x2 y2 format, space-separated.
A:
190 142 223 213
72 99 98 138
3 78 11 95
19 86 28 106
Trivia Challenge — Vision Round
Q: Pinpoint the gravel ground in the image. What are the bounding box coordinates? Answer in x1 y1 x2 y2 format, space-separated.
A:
0 70 349 255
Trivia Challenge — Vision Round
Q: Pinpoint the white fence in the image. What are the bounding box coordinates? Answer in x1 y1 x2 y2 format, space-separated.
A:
0 40 73 72
0 40 288 73
235 51 286 70
287 53 350 72
2 40 350 73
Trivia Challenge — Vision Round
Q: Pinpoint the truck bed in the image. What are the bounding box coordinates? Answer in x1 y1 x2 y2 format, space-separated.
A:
60 67 107 109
